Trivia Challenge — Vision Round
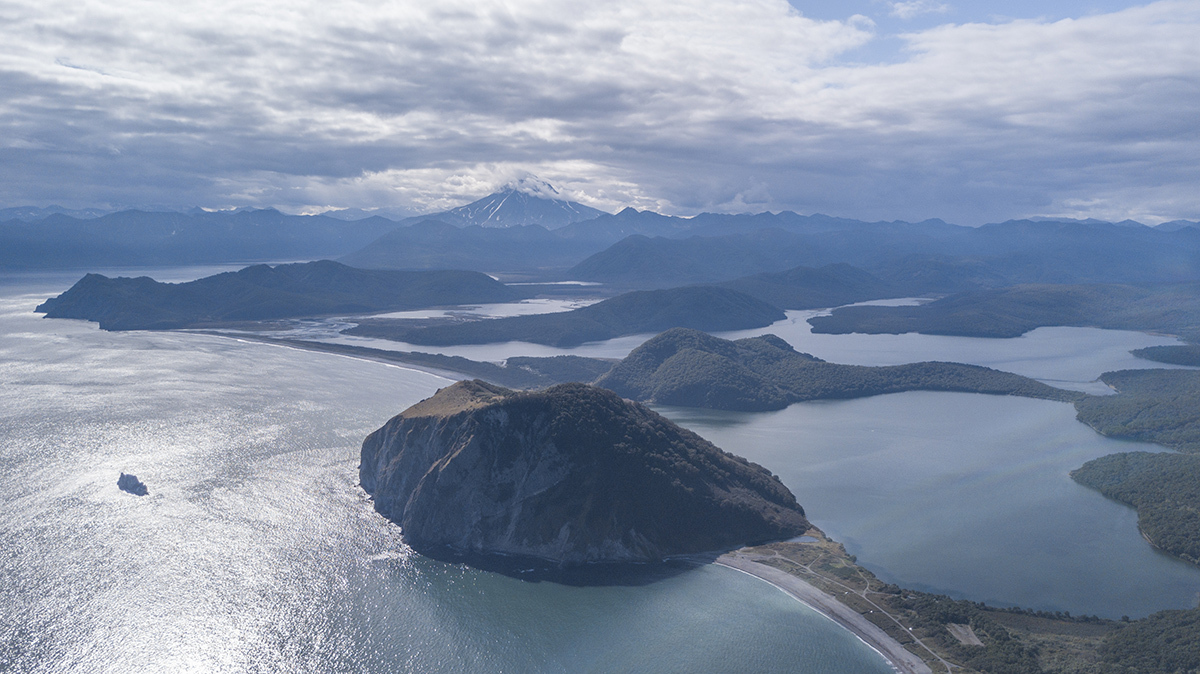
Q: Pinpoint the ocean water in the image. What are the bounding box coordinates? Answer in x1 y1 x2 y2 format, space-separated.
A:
0 276 893 673
11 267 1200 673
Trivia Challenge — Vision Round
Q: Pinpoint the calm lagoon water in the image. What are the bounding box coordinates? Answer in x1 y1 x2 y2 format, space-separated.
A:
659 396 1200 619
274 301 1190 397
717 307 1194 396
0 275 891 673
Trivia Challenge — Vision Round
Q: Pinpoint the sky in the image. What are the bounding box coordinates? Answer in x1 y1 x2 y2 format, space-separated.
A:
0 0 1196 225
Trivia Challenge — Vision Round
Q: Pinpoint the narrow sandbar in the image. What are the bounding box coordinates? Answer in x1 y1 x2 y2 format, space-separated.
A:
716 551 932 674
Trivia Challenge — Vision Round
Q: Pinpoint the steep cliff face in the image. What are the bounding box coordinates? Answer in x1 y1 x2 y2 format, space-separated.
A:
360 380 808 564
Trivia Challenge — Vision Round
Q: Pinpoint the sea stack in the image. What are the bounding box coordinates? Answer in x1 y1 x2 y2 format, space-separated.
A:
117 472 148 496
360 381 808 564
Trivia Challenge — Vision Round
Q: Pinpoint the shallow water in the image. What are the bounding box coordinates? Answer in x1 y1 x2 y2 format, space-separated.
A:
0 276 893 673
370 297 600 320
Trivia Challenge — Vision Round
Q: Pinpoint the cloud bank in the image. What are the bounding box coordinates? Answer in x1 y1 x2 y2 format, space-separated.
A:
0 0 1196 224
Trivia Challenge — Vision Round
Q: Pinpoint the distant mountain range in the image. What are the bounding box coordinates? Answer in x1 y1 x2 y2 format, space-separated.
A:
6 183 1200 291
0 209 401 269
0 205 110 221
1155 220 1200 232
564 217 1200 289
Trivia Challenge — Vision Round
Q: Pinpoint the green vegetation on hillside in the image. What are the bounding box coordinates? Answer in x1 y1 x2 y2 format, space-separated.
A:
36 260 524 330
567 219 1200 290
1074 369 1200 453
715 262 901 310
1132 344 1200 367
1069 369 1200 573
752 535 1200 674
808 283 1200 341
746 538 1124 674
339 219 604 272
596 328 1082 411
1072 452 1200 565
1098 609 1200 673
344 286 786 348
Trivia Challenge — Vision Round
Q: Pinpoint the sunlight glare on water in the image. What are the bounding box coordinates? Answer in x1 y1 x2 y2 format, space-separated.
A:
0 276 892 674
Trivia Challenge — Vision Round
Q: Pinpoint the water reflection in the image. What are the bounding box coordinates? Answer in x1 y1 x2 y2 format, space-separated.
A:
658 394 1200 618
0 280 894 674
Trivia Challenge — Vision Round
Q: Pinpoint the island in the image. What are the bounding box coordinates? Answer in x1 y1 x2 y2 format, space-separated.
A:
715 263 902 310
117 472 148 496
359 380 809 564
35 260 525 330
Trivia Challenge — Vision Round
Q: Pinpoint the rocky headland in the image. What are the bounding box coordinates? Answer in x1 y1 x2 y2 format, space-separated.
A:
359 380 809 564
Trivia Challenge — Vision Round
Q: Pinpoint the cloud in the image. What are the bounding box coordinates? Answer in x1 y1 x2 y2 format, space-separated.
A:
0 0 1196 225
887 1 951 20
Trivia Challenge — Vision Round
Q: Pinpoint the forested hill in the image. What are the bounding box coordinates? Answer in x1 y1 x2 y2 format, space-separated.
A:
1133 345 1200 367
808 283 1200 342
338 219 606 272
1070 369 1200 571
1074 369 1200 453
568 219 1200 289
36 261 524 330
594 328 1082 411
714 263 901 310
344 286 786 348
1072 452 1200 565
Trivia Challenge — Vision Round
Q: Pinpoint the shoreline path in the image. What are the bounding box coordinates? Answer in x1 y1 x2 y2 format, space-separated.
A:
716 551 933 674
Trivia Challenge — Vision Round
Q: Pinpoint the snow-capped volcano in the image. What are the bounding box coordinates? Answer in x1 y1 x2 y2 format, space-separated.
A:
428 178 607 229
502 176 563 200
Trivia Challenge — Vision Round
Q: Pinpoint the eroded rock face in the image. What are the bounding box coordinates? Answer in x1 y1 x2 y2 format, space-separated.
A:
360 381 808 565
117 472 148 496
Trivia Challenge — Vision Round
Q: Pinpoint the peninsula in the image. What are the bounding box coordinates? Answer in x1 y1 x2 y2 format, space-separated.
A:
595 328 1083 411
36 260 524 330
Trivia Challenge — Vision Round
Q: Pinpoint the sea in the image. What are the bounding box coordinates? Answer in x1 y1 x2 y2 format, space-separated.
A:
3 267 1199 672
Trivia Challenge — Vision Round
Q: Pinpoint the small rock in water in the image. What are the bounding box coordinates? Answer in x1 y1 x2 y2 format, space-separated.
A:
117 472 149 496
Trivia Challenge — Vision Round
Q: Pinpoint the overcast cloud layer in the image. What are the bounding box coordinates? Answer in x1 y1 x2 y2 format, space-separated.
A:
1 0 1197 224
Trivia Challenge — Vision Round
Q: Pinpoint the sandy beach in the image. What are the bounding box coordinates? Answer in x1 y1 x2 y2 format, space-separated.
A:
716 552 932 674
